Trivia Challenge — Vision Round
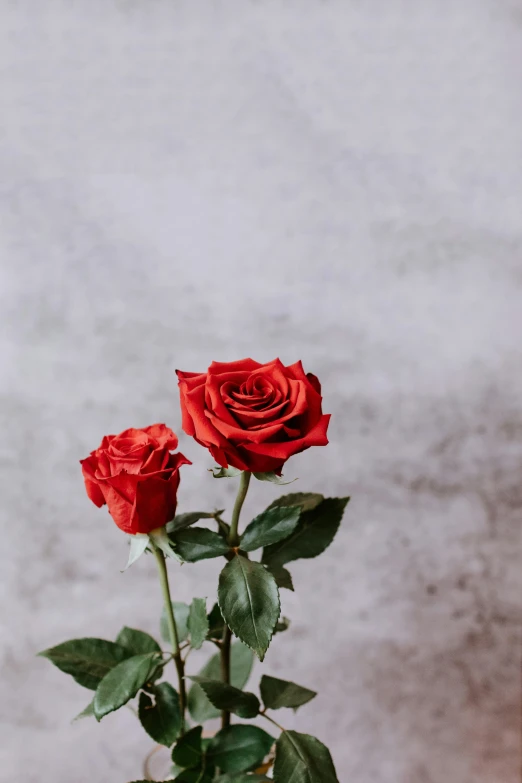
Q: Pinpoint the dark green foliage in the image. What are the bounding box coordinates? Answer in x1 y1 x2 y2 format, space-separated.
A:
188 642 253 723
206 725 274 774
189 677 260 719
218 554 280 661
38 638 131 690
240 506 301 552
170 528 230 562
93 653 160 720
188 598 208 649
167 512 217 534
267 565 294 591
138 682 181 746
273 731 339 782
160 602 190 644
260 675 316 710
268 493 324 513
171 725 203 768
262 497 350 569
116 627 161 655
206 603 225 640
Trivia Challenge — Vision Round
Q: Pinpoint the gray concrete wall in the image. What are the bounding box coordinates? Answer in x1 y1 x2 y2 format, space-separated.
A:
1 1 521 781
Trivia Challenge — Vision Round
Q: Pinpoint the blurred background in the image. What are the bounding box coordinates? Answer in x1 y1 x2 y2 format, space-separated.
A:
1 1 521 781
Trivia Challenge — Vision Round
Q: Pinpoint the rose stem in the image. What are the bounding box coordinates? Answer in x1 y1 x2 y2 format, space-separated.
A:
221 470 252 730
260 710 286 733
152 545 187 734
228 470 251 547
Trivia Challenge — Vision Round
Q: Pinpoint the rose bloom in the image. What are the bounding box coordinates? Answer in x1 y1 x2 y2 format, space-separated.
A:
176 358 330 474
80 424 190 535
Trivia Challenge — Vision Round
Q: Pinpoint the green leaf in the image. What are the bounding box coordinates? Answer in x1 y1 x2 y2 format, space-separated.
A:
138 682 181 746
215 518 231 539
188 598 208 650
206 603 225 640
260 675 316 710
188 642 253 723
267 565 294 592
273 730 339 782
174 771 213 783
167 512 217 534
72 700 94 721
116 627 161 655
218 554 280 661
274 617 290 634
171 725 203 768
212 466 242 478
215 776 271 782
268 493 324 513
170 528 230 562
240 507 301 552
93 653 160 720
160 602 190 644
189 678 260 719
38 638 131 690
262 497 350 569
207 725 274 774
253 472 296 485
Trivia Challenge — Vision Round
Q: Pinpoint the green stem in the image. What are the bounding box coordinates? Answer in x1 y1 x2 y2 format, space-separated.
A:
152 545 187 733
228 471 251 547
221 471 251 729
220 625 232 729
261 710 286 733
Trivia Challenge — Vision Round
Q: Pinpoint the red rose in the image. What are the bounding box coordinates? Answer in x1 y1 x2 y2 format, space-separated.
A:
176 359 330 474
80 424 191 535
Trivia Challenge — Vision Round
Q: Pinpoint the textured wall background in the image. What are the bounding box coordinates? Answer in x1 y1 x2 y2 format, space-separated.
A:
1 1 521 781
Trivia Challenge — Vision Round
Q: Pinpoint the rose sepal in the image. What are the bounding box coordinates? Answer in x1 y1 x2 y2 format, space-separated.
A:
253 471 297 485
123 534 150 571
149 526 184 563
210 466 242 479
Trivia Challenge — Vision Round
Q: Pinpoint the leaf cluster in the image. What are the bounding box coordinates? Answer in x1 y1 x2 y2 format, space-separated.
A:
39 487 350 782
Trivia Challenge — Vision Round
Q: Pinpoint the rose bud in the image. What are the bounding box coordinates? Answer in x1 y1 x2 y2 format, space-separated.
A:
176 358 330 475
80 424 191 535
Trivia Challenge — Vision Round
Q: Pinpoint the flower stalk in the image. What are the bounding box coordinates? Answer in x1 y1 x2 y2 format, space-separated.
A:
221 470 251 728
228 470 251 547
152 544 187 733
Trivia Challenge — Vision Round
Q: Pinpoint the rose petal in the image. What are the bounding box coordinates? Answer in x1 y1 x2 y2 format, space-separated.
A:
185 385 227 447
242 413 331 460
306 372 322 395
231 398 290 427
112 428 150 448
166 451 192 472
142 447 169 474
103 472 140 504
250 360 289 397
95 450 112 478
207 412 286 444
176 370 207 390
207 358 262 374
205 374 242 427
100 483 136 534
80 456 106 507
142 423 179 450
132 477 172 534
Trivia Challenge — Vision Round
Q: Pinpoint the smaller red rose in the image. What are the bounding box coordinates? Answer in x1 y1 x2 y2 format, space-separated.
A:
80 424 190 535
176 358 330 474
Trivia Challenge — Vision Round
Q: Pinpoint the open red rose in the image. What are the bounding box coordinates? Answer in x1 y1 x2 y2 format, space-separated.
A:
80 424 191 535
176 359 330 474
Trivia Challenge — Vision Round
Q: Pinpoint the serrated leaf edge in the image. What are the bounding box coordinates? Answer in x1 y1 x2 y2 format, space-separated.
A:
217 556 281 662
